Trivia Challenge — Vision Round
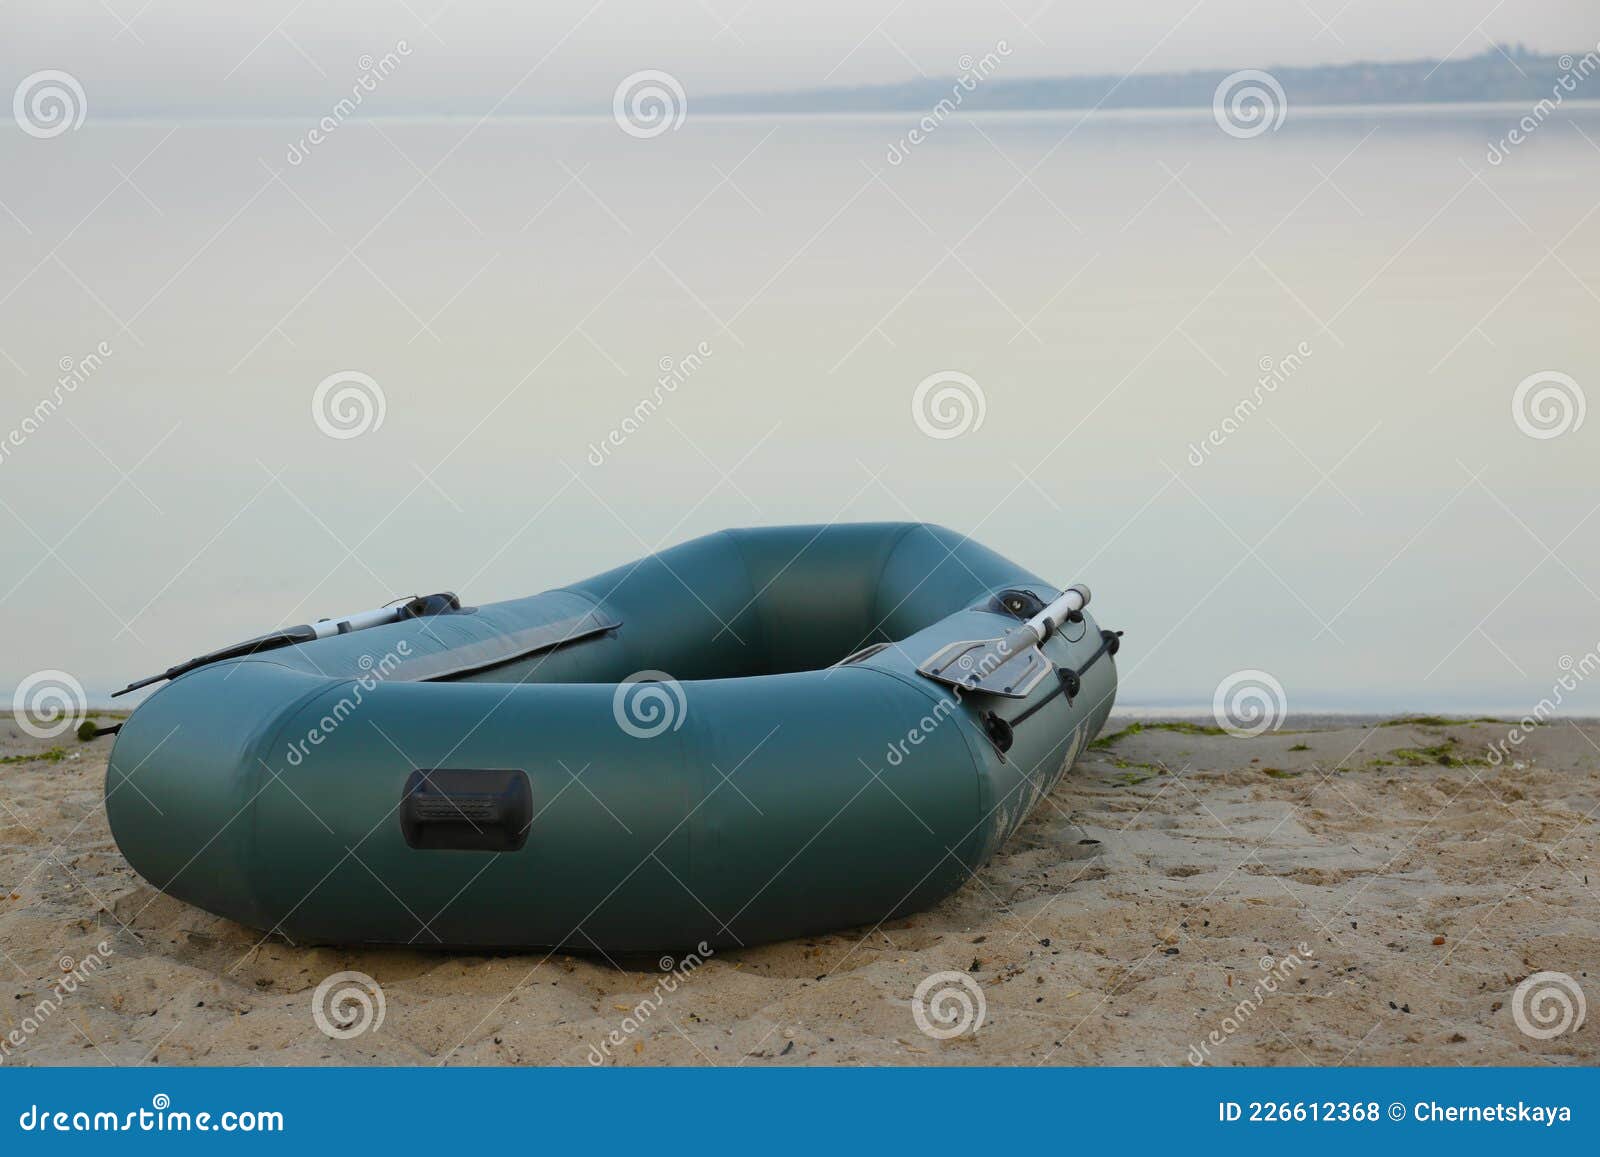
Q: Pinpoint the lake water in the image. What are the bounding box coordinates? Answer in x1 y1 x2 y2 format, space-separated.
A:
3 103 1598 712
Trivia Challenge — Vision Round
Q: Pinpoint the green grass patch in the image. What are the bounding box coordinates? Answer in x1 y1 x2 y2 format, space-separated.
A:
1390 739 1487 768
0 747 67 765
1261 767 1301 779
1381 715 1508 728
1090 720 1227 748
1112 758 1166 773
1288 742 1310 751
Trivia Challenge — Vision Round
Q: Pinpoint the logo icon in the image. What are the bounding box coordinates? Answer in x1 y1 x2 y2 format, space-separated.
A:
311 970 386 1039
1212 669 1287 738
911 970 987 1039
613 71 687 139
13 670 86 739
14 71 87 139
612 670 687 739
1213 70 1287 139
1511 971 1586 1040
912 371 986 439
1511 371 1584 440
312 371 386 439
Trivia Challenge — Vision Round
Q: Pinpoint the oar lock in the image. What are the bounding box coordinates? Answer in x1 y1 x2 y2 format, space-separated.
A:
992 588 1083 626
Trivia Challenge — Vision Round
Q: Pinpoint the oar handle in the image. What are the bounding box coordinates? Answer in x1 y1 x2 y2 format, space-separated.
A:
310 604 406 639
1022 584 1090 643
308 592 463 639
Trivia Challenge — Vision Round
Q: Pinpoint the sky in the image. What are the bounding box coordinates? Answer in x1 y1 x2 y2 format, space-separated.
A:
3 0 1596 117
5 0 1600 712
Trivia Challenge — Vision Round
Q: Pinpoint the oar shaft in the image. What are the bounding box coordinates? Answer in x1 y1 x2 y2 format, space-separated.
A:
114 593 461 697
310 604 406 639
1022 584 1090 644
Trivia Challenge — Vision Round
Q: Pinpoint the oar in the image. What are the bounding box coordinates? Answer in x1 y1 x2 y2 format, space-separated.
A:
112 592 459 697
916 584 1091 699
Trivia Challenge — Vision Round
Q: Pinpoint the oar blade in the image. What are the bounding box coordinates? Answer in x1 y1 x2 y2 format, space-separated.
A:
916 636 1052 698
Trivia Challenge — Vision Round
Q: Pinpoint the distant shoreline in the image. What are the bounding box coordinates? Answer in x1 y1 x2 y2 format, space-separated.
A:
74 99 1600 126
697 47 1596 116
72 47 1600 123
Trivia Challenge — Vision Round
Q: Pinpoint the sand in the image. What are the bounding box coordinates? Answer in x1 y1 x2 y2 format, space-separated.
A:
2 713 1594 1067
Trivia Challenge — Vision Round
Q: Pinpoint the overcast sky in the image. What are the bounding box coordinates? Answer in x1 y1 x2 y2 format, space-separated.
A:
4 1 1596 116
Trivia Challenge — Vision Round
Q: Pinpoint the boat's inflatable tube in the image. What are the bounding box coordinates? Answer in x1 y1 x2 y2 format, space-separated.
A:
106 523 1119 951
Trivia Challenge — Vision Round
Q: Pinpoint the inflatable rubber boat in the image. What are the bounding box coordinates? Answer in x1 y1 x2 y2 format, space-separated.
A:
106 523 1119 951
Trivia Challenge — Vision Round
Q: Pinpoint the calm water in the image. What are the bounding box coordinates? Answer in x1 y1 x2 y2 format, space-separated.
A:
2 105 1598 710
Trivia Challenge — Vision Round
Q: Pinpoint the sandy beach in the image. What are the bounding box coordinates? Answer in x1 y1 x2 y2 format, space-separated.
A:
2 713 1594 1067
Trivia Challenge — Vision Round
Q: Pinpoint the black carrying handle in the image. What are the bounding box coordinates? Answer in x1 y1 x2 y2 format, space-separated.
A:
400 769 532 852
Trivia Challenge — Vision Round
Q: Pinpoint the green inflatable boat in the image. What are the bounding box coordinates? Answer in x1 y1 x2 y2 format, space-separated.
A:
106 523 1119 951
